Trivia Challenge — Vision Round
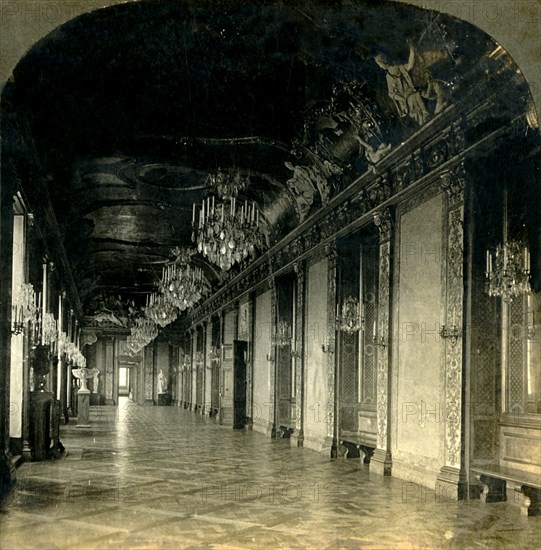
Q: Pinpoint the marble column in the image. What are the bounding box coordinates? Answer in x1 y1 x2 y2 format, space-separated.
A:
435 163 467 500
371 209 394 476
291 262 306 448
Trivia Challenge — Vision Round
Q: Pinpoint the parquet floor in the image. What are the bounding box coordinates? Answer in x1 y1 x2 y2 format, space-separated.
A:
1 399 540 549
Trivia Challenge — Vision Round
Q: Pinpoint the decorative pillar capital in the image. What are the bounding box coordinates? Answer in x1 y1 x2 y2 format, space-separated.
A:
373 209 393 242
439 162 465 205
293 261 305 282
325 241 337 264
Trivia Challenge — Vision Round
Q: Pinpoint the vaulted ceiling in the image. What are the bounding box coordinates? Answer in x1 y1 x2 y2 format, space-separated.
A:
2 0 498 317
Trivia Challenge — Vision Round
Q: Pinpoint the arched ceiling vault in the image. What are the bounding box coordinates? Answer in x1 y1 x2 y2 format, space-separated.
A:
1 0 534 319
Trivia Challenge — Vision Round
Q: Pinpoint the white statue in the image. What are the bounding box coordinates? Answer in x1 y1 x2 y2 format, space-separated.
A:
158 369 167 394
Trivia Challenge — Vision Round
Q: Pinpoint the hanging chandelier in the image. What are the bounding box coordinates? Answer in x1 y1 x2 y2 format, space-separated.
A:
192 169 264 271
11 282 39 335
145 292 178 327
127 316 158 355
485 188 531 303
486 240 531 302
159 249 210 311
42 312 58 346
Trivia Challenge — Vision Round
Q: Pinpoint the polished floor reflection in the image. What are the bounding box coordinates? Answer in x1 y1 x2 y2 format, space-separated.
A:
1 400 540 549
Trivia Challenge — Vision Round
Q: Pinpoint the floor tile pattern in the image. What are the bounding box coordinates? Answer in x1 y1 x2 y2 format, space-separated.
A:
1 400 540 549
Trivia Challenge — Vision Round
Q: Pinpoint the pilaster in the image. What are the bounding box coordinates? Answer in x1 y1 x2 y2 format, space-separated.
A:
269 277 278 437
325 242 338 457
291 262 305 447
104 336 115 405
436 163 467 500
371 208 394 476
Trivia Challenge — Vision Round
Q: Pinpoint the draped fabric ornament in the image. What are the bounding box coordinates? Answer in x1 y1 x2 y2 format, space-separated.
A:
192 169 264 271
339 296 364 333
274 320 292 347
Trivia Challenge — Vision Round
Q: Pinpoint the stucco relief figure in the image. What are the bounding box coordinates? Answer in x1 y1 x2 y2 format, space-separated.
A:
375 41 449 125
375 42 429 125
355 135 392 173
284 161 316 220
158 369 167 394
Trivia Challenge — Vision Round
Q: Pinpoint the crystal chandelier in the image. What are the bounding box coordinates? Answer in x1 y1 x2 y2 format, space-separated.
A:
127 317 158 355
339 296 364 333
486 240 531 302
192 169 264 271
145 292 178 327
11 282 38 335
159 249 210 311
485 188 531 303
42 312 58 346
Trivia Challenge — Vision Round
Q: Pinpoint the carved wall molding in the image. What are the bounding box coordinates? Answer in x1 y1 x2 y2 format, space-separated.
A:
294 262 305 439
80 331 98 348
443 186 465 469
376 238 391 450
326 241 337 439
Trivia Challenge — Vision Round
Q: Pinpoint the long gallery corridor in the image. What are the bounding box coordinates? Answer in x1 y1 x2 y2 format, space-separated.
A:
1 402 540 550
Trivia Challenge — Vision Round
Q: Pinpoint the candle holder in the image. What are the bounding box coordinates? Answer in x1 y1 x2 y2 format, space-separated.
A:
321 343 334 354
11 305 25 335
439 324 460 345
372 335 386 348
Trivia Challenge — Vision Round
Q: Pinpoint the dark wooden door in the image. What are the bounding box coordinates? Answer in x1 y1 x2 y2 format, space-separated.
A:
233 340 248 429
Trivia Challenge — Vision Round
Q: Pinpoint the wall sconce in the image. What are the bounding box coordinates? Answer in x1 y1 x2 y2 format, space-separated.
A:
11 304 24 335
372 335 386 348
11 283 39 336
321 343 334 354
439 324 460 345
439 307 460 345
290 347 301 359
372 320 386 348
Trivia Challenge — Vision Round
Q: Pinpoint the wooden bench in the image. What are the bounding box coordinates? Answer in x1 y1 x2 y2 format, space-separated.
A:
339 435 374 463
471 464 541 516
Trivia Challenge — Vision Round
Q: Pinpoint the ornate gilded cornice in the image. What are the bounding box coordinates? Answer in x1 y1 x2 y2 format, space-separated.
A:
189 74 528 327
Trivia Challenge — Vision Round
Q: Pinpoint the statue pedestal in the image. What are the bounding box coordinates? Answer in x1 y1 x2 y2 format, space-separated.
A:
76 389 91 428
158 393 171 406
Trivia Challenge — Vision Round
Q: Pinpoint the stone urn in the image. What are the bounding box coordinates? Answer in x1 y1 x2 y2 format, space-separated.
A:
72 367 99 393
